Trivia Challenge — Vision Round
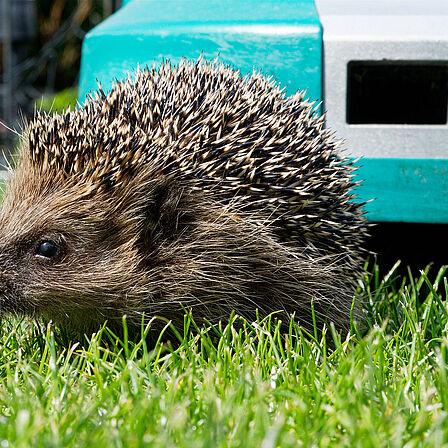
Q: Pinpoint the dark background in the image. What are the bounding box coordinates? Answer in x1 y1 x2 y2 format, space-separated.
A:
367 223 447 277
0 0 121 140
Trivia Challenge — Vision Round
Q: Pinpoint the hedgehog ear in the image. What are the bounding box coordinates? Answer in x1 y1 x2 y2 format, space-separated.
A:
144 181 175 228
112 172 187 252
134 178 185 253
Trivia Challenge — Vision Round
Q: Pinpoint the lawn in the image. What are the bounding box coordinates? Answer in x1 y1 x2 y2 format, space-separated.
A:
1 262 448 447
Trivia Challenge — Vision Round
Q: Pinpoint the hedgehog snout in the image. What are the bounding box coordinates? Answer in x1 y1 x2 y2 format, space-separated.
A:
0 270 22 315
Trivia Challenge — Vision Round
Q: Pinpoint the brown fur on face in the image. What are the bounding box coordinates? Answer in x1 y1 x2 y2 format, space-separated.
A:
0 59 367 335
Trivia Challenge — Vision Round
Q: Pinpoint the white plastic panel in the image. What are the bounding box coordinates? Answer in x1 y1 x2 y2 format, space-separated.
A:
316 0 448 159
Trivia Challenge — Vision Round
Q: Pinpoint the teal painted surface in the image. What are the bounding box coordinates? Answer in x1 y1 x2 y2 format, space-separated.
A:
356 158 448 223
79 0 322 103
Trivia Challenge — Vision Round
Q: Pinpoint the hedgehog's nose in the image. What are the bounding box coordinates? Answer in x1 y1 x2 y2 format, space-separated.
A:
0 275 20 315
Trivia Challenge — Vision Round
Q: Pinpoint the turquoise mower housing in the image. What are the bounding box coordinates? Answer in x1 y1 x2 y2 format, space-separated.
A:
79 0 448 223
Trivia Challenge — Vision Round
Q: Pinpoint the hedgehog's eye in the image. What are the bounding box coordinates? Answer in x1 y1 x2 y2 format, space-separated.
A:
35 240 59 259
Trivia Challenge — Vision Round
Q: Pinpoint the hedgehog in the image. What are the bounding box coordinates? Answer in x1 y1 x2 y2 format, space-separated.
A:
0 59 367 336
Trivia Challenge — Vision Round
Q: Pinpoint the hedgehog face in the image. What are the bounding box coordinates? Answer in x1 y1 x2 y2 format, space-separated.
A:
0 169 150 324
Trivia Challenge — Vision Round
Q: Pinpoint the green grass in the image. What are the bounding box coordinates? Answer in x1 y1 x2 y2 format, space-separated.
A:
34 88 78 114
1 262 448 447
